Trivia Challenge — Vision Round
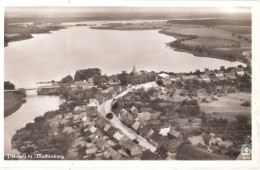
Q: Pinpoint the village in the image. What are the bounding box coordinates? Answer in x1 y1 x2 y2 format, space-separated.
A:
10 64 251 160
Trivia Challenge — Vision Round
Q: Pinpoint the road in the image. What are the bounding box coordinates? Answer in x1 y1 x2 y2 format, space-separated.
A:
98 82 158 152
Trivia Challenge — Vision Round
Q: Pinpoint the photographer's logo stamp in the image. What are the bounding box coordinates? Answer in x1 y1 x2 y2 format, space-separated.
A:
240 144 251 160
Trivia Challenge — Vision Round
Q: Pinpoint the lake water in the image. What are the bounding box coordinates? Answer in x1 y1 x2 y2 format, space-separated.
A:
4 95 63 156
5 20 244 89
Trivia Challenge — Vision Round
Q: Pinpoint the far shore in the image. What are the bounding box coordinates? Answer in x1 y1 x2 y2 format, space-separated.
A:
90 20 251 67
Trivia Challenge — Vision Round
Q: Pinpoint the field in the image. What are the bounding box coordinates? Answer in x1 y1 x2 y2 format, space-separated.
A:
183 37 239 48
216 25 251 35
200 93 251 121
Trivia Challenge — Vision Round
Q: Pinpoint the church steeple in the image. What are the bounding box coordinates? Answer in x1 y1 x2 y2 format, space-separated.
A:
131 64 137 74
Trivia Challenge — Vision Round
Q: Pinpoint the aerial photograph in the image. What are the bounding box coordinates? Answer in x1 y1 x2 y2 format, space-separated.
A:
4 7 251 160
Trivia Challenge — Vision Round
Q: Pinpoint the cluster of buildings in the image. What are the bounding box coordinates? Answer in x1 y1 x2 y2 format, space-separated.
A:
158 67 249 86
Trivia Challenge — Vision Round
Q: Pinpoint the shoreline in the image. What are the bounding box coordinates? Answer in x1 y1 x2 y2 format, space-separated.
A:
4 25 66 47
4 91 26 118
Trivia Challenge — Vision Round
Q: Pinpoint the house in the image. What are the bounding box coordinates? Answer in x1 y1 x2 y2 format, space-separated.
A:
171 76 182 82
158 73 170 78
96 116 108 128
202 133 216 146
113 131 125 142
226 72 237 80
106 126 118 138
188 135 205 146
87 98 99 107
139 126 154 138
181 75 198 82
87 77 94 86
215 73 224 79
130 106 139 115
74 81 90 90
159 125 171 136
168 129 183 141
86 106 98 118
104 147 122 160
199 74 211 83
161 76 172 86
148 131 162 147
74 105 87 113
121 140 142 156
132 121 141 131
94 139 107 151
236 71 245 77
119 110 135 127
215 137 223 144
89 126 97 134
103 124 111 132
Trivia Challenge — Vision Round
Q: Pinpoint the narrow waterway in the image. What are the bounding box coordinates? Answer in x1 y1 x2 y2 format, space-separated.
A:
4 95 63 156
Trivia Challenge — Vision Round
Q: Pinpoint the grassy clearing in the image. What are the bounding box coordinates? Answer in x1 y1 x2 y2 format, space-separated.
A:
200 93 251 121
183 37 239 48
217 25 251 35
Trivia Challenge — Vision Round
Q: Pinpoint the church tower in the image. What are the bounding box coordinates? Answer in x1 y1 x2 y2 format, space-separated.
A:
131 64 137 74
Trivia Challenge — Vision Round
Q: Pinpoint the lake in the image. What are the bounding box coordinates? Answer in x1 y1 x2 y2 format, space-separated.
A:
4 95 63 156
4 20 244 88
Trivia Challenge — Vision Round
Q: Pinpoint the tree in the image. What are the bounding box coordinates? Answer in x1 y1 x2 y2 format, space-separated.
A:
106 113 113 120
118 71 128 86
4 81 15 90
74 68 101 82
155 146 168 160
61 75 73 84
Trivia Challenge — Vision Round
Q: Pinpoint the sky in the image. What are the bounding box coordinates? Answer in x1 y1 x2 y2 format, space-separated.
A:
5 7 251 18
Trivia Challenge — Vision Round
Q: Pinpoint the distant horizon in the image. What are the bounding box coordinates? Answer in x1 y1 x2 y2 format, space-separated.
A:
5 7 251 18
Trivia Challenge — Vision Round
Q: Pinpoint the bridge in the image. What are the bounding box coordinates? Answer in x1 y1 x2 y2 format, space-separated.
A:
4 85 60 96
